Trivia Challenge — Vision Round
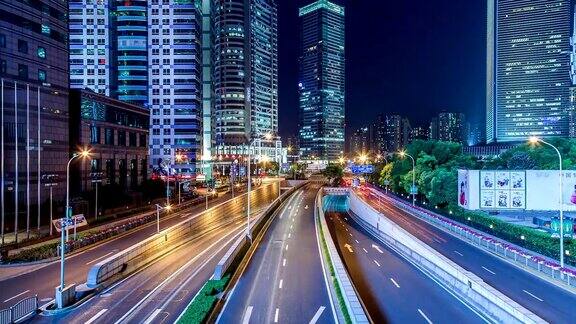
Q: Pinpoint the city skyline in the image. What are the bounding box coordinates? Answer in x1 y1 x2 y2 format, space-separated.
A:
278 0 486 138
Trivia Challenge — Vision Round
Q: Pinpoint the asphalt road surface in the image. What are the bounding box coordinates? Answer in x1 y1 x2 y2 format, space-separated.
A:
31 208 263 323
219 185 336 324
358 187 576 323
326 210 486 324
0 183 277 311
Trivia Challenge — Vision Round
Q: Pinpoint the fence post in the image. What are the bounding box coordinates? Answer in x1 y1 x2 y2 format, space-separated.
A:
10 306 13 324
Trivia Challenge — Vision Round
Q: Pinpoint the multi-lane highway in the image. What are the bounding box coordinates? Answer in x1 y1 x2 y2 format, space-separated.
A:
0 183 277 311
32 207 264 323
357 187 576 323
219 185 336 324
325 210 485 323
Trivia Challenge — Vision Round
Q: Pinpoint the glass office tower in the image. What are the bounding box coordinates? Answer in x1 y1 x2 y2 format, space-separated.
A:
212 0 278 146
298 0 345 161
487 0 573 142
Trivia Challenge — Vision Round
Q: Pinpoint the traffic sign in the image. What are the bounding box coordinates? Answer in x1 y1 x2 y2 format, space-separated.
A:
350 165 375 174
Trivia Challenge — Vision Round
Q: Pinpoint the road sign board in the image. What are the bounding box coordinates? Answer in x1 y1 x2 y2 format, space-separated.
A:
350 165 375 174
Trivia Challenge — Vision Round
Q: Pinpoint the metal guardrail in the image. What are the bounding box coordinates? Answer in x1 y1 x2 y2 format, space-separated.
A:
0 295 38 324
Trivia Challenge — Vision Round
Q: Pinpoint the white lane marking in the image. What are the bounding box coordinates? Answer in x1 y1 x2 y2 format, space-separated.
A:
142 309 162 324
417 309 433 324
85 250 117 265
242 306 253 324
363 248 368 253
482 266 495 275
373 260 381 267
3 290 30 303
345 217 348 221
309 306 326 324
290 224 293 230
349 233 353 237
523 290 543 302
371 244 384 254
454 250 463 257
344 244 353 253
279 279 283 289
282 258 286 267
345 228 348 232
285 244 289 251
354 239 359 243
86 309 108 324
288 233 291 239
274 308 280 323
390 278 400 288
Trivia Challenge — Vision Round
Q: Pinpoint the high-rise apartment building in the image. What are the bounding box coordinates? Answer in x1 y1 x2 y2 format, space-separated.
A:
384 115 403 152
371 114 386 154
148 1 202 175
348 127 370 155
570 8 576 138
487 0 573 142
1 0 69 241
438 112 466 143
298 0 345 161
69 1 203 175
212 0 278 146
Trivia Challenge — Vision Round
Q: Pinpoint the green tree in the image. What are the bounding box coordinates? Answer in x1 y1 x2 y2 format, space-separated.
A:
322 164 344 186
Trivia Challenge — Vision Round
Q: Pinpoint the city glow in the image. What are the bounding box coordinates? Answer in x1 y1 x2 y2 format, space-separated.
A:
528 136 540 144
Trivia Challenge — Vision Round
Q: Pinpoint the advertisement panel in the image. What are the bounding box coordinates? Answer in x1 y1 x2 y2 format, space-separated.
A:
458 169 469 208
52 214 88 233
480 171 495 190
496 171 511 190
480 190 495 208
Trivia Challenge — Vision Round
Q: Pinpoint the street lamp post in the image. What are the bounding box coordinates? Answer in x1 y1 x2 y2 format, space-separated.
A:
399 150 416 206
56 150 89 309
529 137 565 268
246 133 273 240
155 203 171 234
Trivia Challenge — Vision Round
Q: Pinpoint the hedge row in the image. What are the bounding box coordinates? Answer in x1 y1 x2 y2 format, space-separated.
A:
177 275 230 324
440 203 576 266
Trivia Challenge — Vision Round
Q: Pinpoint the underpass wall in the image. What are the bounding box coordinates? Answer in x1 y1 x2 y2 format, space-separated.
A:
347 189 545 324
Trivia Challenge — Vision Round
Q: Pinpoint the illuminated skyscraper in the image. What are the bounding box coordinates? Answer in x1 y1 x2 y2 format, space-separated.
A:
487 0 573 142
298 0 345 161
212 0 278 146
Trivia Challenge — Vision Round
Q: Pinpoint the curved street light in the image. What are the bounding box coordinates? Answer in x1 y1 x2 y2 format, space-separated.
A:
398 150 416 206
529 136 565 268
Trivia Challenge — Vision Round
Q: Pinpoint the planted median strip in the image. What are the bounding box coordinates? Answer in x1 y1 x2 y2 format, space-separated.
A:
176 275 230 324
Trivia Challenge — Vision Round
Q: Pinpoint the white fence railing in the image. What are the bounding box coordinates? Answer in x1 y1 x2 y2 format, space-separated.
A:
0 295 38 324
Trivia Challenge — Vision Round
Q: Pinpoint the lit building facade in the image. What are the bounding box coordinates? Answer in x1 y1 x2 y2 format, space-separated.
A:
438 112 466 143
69 0 112 95
1 0 70 239
148 0 202 175
69 1 203 176
298 0 345 161
348 127 370 155
212 0 278 146
69 89 149 194
487 0 573 142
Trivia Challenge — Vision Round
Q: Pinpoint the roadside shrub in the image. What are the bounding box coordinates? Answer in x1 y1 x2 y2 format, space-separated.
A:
177 275 230 324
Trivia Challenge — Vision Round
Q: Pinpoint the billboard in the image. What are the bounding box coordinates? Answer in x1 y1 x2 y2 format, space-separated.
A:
460 169 576 211
478 171 525 210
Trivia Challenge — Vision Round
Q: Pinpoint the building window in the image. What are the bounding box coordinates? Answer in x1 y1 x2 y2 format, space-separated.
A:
0 34 5 48
118 130 126 146
90 125 101 144
0 60 6 74
105 128 114 145
37 47 46 59
18 64 28 79
139 134 147 147
41 24 51 35
38 69 46 82
129 132 137 146
18 40 28 54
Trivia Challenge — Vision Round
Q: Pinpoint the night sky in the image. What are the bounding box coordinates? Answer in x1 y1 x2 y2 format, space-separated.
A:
277 0 486 138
